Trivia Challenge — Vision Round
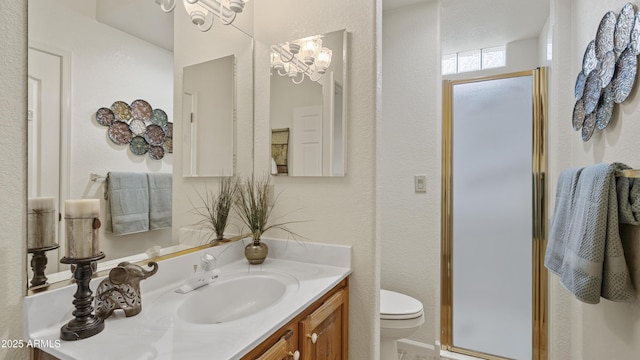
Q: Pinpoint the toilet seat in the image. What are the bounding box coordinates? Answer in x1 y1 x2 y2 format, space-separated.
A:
380 289 424 320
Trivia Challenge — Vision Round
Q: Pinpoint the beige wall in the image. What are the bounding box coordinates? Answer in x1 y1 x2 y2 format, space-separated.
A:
548 0 640 359
0 1 29 359
380 0 441 347
253 0 380 358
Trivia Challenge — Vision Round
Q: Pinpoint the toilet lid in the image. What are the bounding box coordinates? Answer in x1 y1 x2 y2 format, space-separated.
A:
380 289 424 320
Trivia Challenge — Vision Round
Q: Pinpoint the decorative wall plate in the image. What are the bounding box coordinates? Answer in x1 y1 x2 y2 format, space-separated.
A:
144 124 166 146
129 119 147 136
582 112 597 141
164 122 173 138
630 12 640 55
596 11 617 59
573 3 638 141
598 50 616 87
96 107 115 126
129 136 150 155
583 70 603 114
596 84 615 130
131 99 152 121
108 121 133 145
151 109 168 127
575 72 586 99
97 100 170 159
611 47 637 103
149 145 165 160
111 101 132 121
163 137 173 154
582 40 598 75
572 98 586 131
614 3 635 53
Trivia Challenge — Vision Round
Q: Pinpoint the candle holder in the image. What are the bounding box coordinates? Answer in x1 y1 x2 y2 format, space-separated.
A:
59 252 106 341
27 243 59 288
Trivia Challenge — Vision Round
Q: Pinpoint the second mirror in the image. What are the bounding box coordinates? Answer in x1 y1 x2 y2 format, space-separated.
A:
182 55 236 177
269 29 347 177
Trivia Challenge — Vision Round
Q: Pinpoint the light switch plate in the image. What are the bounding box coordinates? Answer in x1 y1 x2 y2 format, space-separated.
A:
415 175 427 193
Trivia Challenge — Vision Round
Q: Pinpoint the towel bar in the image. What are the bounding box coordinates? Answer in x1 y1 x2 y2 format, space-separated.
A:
615 169 640 178
90 172 107 182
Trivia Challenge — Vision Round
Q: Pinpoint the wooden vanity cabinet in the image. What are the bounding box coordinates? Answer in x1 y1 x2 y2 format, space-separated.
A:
245 278 349 360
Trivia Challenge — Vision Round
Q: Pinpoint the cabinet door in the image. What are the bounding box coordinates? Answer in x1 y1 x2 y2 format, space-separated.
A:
256 330 297 360
300 288 348 360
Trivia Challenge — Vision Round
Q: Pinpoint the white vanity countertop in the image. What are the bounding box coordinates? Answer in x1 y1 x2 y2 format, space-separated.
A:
24 239 351 360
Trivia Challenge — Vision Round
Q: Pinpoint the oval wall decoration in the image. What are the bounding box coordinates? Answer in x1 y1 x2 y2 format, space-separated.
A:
572 2 640 140
95 99 172 160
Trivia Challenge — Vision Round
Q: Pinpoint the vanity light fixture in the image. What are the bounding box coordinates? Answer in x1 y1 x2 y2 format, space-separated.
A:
155 0 249 32
270 35 333 84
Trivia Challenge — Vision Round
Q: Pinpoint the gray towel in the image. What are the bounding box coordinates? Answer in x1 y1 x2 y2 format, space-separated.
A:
544 166 583 274
107 172 149 235
545 163 635 304
147 173 172 230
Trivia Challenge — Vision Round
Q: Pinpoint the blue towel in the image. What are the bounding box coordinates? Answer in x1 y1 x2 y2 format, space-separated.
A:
545 163 635 303
107 172 149 235
147 173 172 230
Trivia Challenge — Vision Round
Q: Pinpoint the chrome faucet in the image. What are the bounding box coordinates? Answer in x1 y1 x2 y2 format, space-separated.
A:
175 253 219 294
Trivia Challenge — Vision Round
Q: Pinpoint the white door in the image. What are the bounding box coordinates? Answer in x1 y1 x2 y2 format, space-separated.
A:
292 106 323 176
28 47 63 273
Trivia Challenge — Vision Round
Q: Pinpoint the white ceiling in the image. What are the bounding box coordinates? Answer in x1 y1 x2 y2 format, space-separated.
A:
384 0 550 55
96 0 174 51
94 0 549 57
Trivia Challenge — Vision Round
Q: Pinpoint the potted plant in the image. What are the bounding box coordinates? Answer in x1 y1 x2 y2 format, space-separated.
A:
191 176 238 244
234 174 303 264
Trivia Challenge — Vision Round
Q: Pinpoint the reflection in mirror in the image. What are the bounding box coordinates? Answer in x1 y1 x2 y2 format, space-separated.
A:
269 30 347 177
27 0 253 291
28 0 175 289
182 56 236 177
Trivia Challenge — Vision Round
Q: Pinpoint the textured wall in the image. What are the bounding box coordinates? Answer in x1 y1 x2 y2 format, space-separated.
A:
380 1 440 347
548 0 640 359
253 0 380 358
0 0 29 359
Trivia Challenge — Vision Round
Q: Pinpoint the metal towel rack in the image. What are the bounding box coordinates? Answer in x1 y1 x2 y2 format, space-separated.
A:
615 169 640 178
90 172 107 182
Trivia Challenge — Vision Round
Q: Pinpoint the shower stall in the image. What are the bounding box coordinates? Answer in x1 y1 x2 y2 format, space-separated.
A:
441 69 547 360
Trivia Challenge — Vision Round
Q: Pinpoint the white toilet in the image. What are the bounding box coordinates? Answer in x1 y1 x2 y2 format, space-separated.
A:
380 289 425 360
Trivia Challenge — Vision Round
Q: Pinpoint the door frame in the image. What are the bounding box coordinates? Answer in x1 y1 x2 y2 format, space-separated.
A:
440 68 547 360
28 41 71 270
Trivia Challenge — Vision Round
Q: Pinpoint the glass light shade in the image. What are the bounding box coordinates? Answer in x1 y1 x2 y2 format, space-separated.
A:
315 47 333 74
302 37 322 65
226 0 247 13
271 52 286 75
270 52 282 67
288 42 301 55
183 0 213 30
288 63 299 78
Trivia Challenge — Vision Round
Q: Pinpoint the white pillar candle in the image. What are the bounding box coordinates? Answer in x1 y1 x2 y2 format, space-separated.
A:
64 199 100 218
65 199 101 258
27 197 56 249
28 196 55 211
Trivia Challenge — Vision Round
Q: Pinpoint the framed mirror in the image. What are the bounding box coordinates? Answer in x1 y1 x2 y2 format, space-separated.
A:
27 0 253 290
182 55 236 177
269 29 347 177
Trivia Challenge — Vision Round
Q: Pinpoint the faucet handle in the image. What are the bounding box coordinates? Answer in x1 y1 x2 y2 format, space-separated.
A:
198 253 216 272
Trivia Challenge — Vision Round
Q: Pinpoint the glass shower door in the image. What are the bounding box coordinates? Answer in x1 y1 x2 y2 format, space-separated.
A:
441 69 547 360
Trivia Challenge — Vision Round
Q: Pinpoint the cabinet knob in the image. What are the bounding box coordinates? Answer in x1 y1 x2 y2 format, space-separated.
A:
307 333 319 344
288 350 300 360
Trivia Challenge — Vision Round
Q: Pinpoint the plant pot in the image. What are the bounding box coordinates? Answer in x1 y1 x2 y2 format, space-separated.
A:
244 240 268 265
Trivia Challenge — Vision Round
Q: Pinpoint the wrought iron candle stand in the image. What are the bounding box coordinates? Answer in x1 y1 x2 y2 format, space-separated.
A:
59 252 106 341
27 243 59 288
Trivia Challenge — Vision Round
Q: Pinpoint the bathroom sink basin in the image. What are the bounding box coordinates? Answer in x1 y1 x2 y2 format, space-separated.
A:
176 271 298 324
